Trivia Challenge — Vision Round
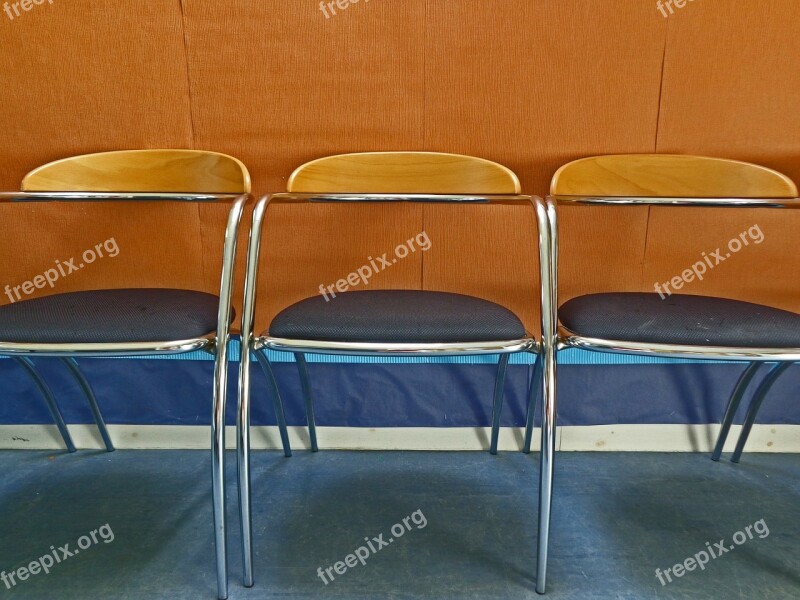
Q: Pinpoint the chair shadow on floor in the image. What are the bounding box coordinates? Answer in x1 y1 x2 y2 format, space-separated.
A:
244 452 542 598
0 450 222 598
580 455 800 594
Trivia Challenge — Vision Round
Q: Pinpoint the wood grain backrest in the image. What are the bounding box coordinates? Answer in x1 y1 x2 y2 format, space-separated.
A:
22 149 251 194
287 152 521 194
551 154 797 198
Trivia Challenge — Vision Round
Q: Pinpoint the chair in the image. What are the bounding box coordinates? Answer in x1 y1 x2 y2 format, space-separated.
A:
527 153 800 592
0 149 250 600
236 151 546 588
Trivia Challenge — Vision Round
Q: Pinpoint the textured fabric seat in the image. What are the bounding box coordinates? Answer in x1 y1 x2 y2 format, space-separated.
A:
0 288 222 344
268 290 527 343
560 292 800 347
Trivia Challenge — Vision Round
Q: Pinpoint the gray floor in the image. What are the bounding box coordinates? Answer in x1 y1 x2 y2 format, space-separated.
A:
0 450 797 599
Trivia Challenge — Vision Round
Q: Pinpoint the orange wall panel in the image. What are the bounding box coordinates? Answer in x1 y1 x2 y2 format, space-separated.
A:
0 0 204 304
648 0 800 310
0 0 798 335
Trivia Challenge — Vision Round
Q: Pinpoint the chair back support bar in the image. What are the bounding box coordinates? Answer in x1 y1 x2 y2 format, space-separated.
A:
287 151 521 195
551 154 798 201
22 149 251 194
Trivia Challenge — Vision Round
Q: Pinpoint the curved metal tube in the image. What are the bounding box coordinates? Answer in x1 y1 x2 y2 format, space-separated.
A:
0 336 212 357
13 357 75 453
732 362 793 463
211 194 247 600
268 192 532 206
60 358 114 452
551 194 800 209
236 193 548 592
560 333 800 362
489 353 510 455
258 336 535 356
295 353 318 452
0 191 242 203
236 196 269 589
534 196 559 594
711 362 762 461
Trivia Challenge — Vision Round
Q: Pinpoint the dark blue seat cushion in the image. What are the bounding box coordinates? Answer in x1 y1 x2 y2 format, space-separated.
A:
268 290 527 343
0 289 222 344
560 293 800 347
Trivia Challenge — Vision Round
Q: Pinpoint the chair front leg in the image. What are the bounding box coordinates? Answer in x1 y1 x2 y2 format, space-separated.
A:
536 344 557 594
732 362 793 463
61 357 114 452
212 193 247 600
238 340 255 588
535 195 559 594
13 357 76 453
211 343 230 600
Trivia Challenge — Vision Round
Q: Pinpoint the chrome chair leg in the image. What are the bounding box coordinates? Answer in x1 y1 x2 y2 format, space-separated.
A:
13 357 76 453
536 346 557 594
60 357 114 452
254 351 292 458
237 344 255 588
489 353 510 455
295 353 319 452
732 362 792 464
211 346 231 600
535 196 559 594
711 361 762 461
524 352 543 454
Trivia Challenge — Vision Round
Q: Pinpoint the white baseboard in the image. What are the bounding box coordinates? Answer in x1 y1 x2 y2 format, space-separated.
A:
0 424 797 452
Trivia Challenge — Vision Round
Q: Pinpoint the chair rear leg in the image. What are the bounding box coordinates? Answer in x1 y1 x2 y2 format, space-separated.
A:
295 353 319 452
711 362 761 461
489 353 510 455
732 362 792 464
61 357 114 452
254 351 292 457
14 357 76 453
524 352 543 454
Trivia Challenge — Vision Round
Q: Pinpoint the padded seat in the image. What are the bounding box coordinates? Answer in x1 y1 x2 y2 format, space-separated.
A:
0 288 222 344
268 290 527 343
560 292 800 348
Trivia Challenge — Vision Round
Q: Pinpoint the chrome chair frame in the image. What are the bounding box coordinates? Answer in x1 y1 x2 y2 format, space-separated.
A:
0 191 248 600
237 192 547 589
526 193 800 593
